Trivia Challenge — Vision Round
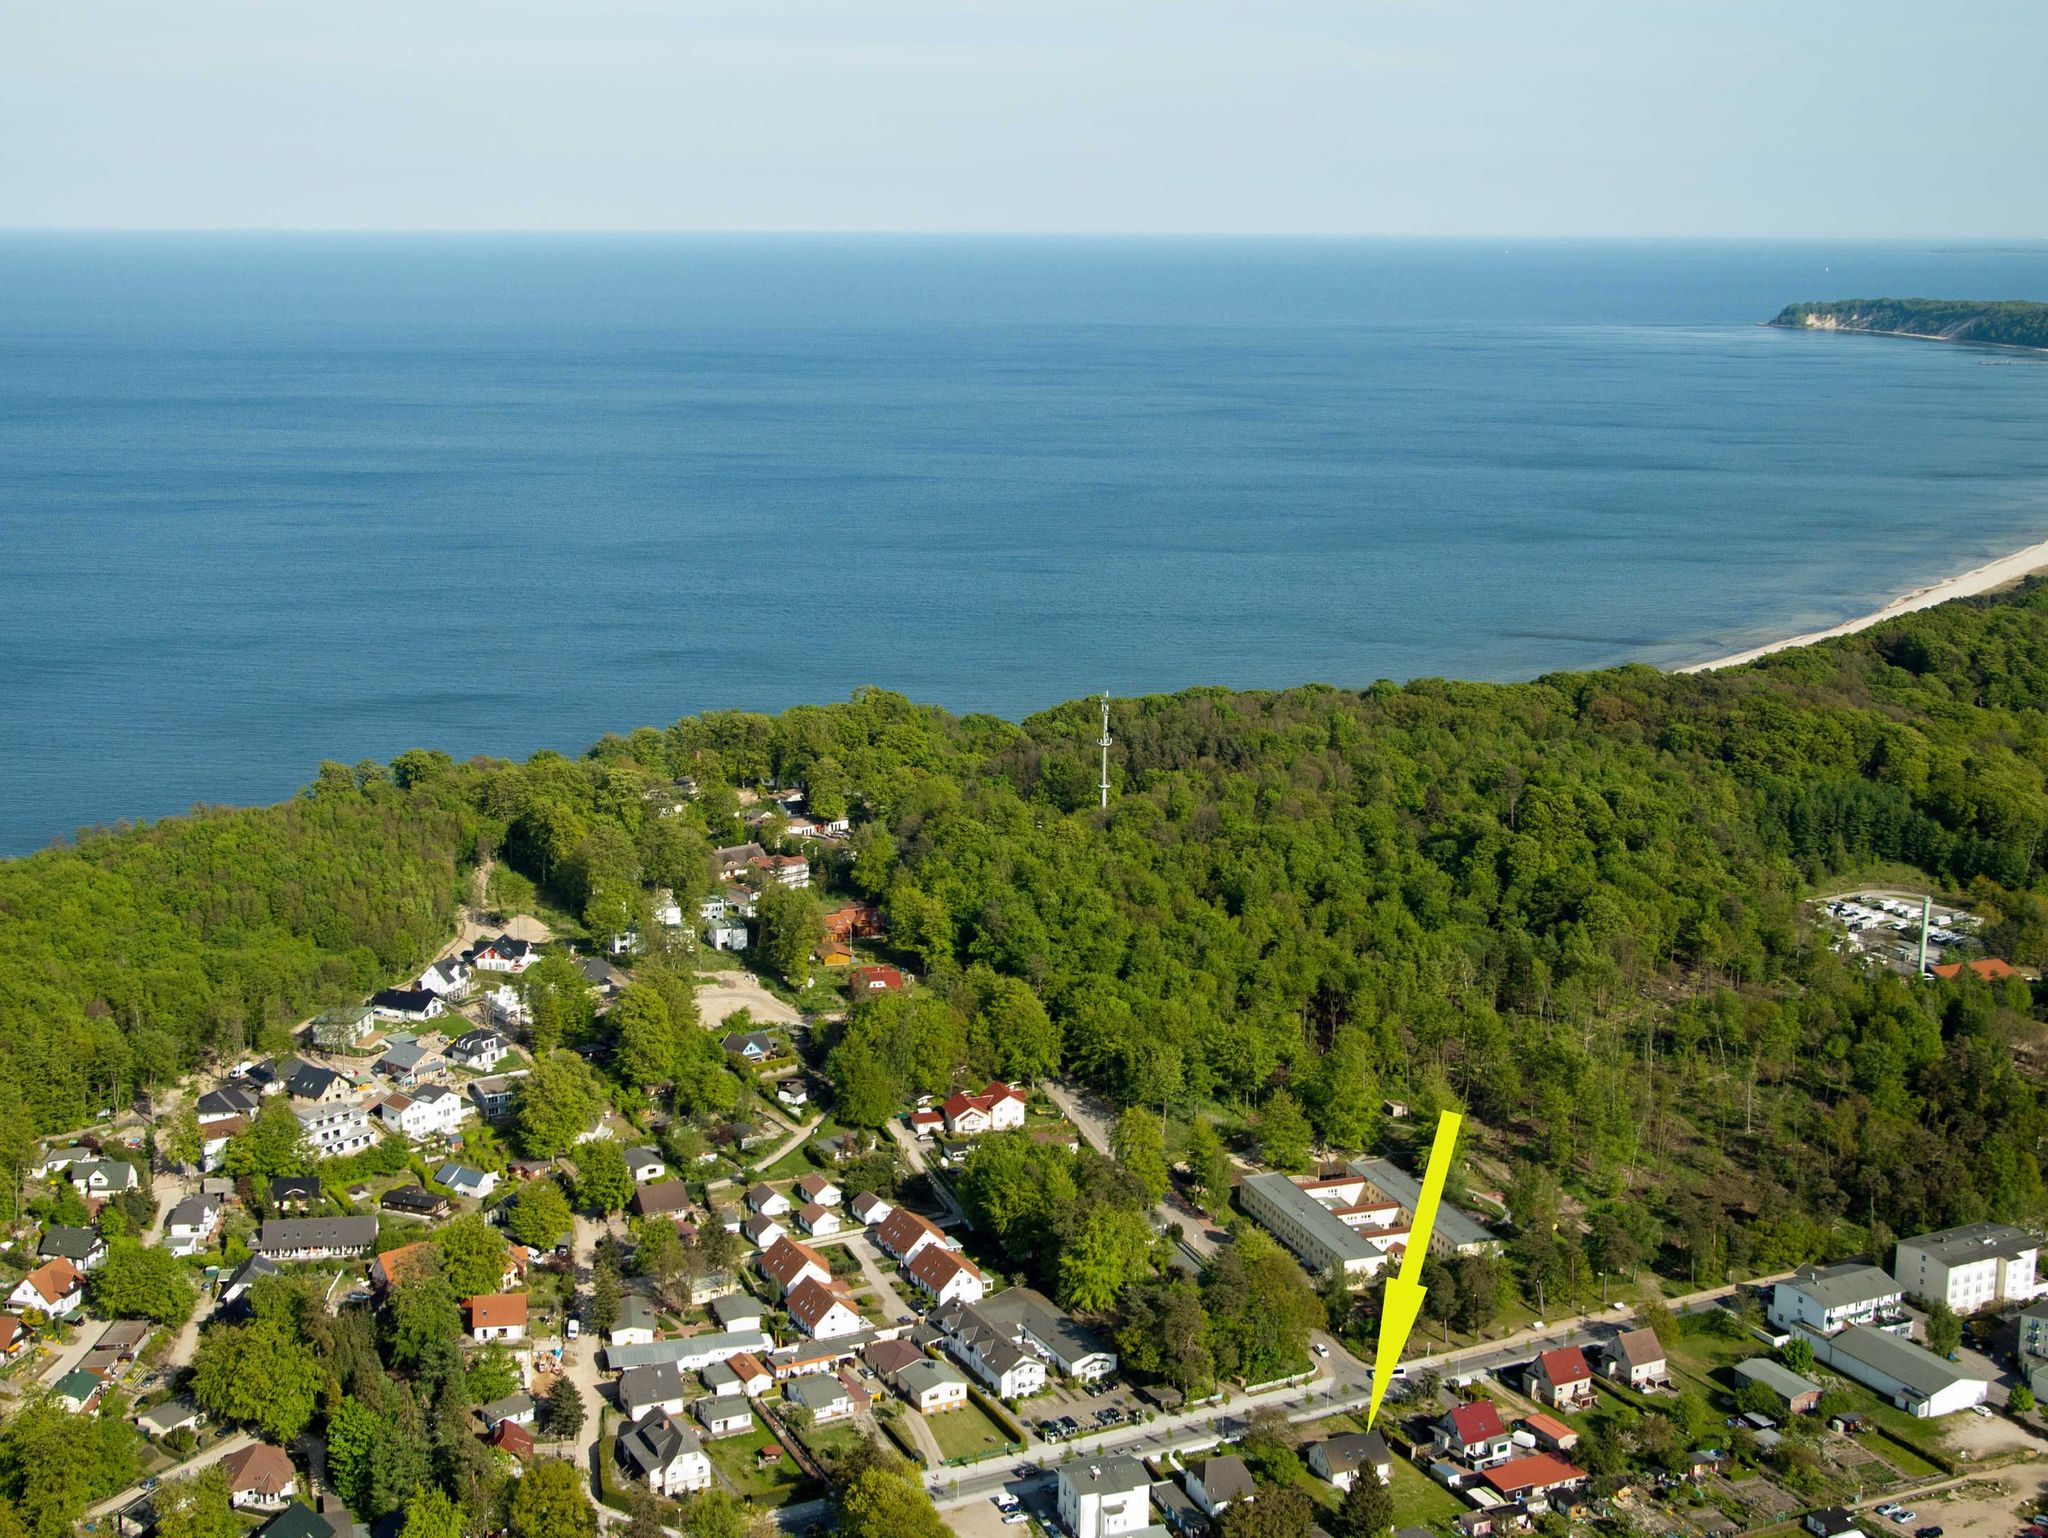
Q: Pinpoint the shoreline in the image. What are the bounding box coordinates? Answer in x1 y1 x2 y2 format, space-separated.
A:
1767 319 2048 356
1676 541 2048 673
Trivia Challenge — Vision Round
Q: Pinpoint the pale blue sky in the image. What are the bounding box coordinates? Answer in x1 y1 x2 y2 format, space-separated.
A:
3 0 2043 234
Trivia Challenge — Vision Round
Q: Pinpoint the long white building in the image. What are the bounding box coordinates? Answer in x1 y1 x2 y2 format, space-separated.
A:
1768 1262 1907 1336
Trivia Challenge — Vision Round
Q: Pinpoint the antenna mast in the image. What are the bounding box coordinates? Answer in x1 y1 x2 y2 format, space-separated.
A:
1098 694 1112 811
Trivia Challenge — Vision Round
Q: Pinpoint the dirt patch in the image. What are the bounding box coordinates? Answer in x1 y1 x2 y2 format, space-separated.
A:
697 973 803 1027
1902 1473 2048 1538
1948 1411 2047 1463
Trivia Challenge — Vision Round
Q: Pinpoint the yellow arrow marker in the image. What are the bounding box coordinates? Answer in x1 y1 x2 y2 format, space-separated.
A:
1366 1110 1463 1428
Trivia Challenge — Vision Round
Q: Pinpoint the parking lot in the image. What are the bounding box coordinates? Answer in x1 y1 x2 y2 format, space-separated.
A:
1028 1378 1147 1443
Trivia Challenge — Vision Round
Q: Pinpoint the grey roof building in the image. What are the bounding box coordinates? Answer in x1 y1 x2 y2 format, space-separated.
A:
1348 1158 1497 1253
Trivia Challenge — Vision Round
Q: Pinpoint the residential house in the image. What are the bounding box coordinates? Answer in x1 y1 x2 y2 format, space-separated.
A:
0 1317 25 1364
1769 1263 1907 1336
39 1224 107 1272
465 936 537 974
942 1081 1027 1135
874 1206 951 1265
468 1073 525 1120
285 1063 352 1103
776 1084 809 1110
908 1245 987 1307
892 1358 971 1414
465 1293 527 1342
785 1276 863 1340
1187 1455 1255 1517
254 1217 378 1260
1057 1458 1152 1538
52 1369 103 1413
849 964 905 994
743 1213 787 1249
632 1180 694 1222
480 1393 536 1430
1735 1358 1824 1414
850 1192 893 1227
137 1397 205 1439
221 1445 298 1510
196 1088 261 1126
746 1184 791 1218
1438 1401 1515 1469
369 989 444 1023
1601 1328 1669 1392
618 1362 689 1419
378 1084 467 1141
296 1102 375 1159
1528 1347 1595 1410
624 1147 666 1184
435 1163 498 1200
1805 1510 1865 1538
615 1409 714 1496
964 1287 1119 1382
695 1396 755 1438
796 1202 840 1239
381 1186 451 1220
166 1195 223 1257
448 1029 512 1072
1309 1431 1392 1493
219 1254 282 1311
376 1041 443 1086
930 1299 1049 1400
10 1258 84 1317
822 902 884 943
722 1352 774 1397
747 853 810 889
710 1293 765 1333
714 844 767 879
70 1158 140 1197
783 1375 854 1423
759 1236 832 1297
722 1032 777 1064
311 1008 378 1052
1481 1453 1587 1506
1894 1223 2042 1312
417 958 471 996
794 1174 842 1208
611 1295 660 1347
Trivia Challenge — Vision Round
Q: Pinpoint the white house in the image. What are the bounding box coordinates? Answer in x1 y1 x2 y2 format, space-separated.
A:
908 1245 987 1307
166 1194 223 1257
624 1147 666 1184
1309 1431 1393 1493
785 1277 864 1340
377 1087 466 1142
796 1203 841 1239
760 1237 832 1297
745 1184 791 1218
465 1293 528 1342
891 1358 970 1415
615 1409 713 1496
467 936 537 974
417 958 472 996
436 1162 498 1200
70 1158 140 1197
694 1396 754 1439
1187 1455 1256 1517
794 1174 841 1208
10 1258 85 1318
618 1362 689 1419
931 1298 1052 1400
370 988 445 1023
1894 1224 2042 1313
448 1029 512 1072
941 1082 1028 1136
849 1191 893 1227
487 985 530 1028
1057 1458 1152 1538
297 1102 376 1159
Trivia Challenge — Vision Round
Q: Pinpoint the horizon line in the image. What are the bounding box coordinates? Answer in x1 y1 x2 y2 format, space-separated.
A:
2 226 2046 245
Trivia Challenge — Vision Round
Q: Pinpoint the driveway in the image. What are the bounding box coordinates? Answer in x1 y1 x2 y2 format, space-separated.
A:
884 1120 967 1227
842 1233 916 1326
85 1431 256 1519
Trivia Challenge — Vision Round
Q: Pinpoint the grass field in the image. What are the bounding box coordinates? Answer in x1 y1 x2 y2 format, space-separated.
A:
703 1422 820 1506
925 1399 1018 1462
1389 1455 1470 1526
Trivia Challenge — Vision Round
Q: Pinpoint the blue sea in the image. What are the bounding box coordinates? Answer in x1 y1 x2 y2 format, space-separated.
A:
4 236 2048 854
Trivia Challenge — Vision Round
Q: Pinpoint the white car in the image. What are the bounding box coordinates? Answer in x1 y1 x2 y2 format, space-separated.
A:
1312 1343 1330 1357
993 1496 1019 1512
1003 1516 1030 1527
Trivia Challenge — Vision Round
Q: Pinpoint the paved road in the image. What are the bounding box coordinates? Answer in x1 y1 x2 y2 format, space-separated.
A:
748 1114 823 1176
1043 1082 1219 1261
85 1431 255 1519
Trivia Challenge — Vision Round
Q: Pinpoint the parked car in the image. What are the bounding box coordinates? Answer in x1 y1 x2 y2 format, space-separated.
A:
1892 1512 1915 1525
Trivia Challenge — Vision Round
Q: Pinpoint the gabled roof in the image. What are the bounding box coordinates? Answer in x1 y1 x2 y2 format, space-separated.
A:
259 1504 337 1538
222 1443 297 1497
1315 1430 1390 1474
1448 1399 1507 1443
39 1225 102 1261
1536 1346 1591 1385
1481 1452 1585 1496
618 1362 686 1406
617 1409 703 1477
785 1276 856 1332
17 1257 81 1305
1610 1327 1665 1369
874 1206 945 1255
1191 1455 1255 1504
759 1236 829 1290
466 1293 528 1330
908 1244 982 1293
632 1179 693 1216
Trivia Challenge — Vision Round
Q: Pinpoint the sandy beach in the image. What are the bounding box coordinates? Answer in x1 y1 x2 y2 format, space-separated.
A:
1677 538 2048 672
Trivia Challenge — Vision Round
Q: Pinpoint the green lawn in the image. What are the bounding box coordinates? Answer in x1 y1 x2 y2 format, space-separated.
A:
924 1399 1017 1463
1389 1456 1468 1527
703 1422 819 1506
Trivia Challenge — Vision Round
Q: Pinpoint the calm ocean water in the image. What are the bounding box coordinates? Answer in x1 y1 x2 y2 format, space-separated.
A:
4 236 2048 853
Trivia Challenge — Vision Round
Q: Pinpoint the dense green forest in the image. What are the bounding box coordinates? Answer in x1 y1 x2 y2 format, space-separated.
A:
1771 297 2048 349
8 584 2048 1280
